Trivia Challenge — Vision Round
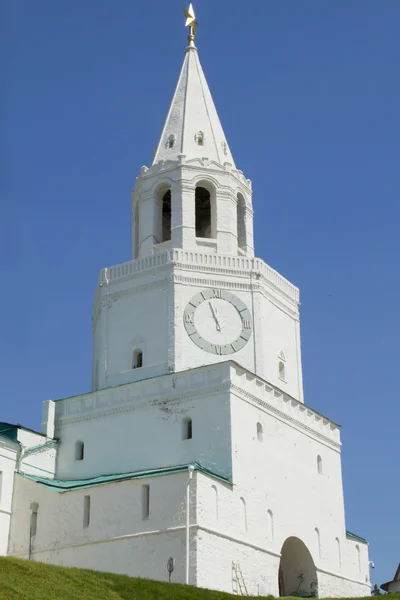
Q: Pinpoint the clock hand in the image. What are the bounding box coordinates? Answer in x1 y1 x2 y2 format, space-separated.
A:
209 301 221 332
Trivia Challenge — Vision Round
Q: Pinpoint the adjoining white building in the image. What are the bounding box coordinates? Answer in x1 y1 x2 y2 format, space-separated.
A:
381 564 400 594
0 422 57 556
3 7 371 597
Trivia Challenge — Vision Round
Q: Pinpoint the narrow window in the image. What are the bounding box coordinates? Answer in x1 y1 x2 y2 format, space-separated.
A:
167 134 175 149
75 440 84 461
267 509 274 540
161 190 171 242
182 417 193 440
133 349 143 369
94 360 99 391
142 485 150 519
317 455 323 475
211 485 219 520
134 201 140 259
83 495 91 528
195 186 211 238
336 537 341 567
278 360 286 381
256 422 263 442
237 193 246 251
315 527 321 559
30 502 39 536
195 131 204 146
355 544 361 573
240 497 247 532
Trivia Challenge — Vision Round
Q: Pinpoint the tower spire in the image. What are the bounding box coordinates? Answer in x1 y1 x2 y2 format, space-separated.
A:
152 5 235 167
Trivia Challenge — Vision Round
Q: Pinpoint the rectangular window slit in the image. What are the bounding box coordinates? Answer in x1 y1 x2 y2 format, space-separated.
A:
142 485 150 519
83 495 91 528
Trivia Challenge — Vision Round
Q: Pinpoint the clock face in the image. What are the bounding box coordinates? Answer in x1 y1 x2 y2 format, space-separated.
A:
183 288 252 355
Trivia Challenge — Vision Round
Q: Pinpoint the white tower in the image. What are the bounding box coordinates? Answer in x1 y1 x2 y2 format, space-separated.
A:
92 25 303 403
8 9 370 598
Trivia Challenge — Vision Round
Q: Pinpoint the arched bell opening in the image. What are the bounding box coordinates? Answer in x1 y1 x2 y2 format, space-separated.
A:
133 200 140 259
237 193 247 252
161 190 171 242
195 184 216 239
278 536 318 597
153 185 172 245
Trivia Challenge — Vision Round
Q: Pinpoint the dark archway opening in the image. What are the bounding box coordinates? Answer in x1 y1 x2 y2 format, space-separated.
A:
279 537 318 597
195 186 211 238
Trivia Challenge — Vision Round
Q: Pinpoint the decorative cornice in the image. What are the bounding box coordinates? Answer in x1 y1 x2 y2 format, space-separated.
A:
54 380 230 428
230 380 340 450
54 361 338 451
138 159 252 192
97 250 299 306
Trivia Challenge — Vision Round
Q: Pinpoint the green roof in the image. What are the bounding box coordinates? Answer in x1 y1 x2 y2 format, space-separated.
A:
18 462 231 492
0 423 19 442
346 530 368 544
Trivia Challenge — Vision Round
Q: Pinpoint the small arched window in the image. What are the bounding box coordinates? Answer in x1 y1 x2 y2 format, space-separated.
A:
161 190 171 242
317 455 323 475
237 193 246 252
75 440 84 461
30 502 39 536
182 417 192 440
278 360 286 381
133 349 143 369
195 131 204 146
195 186 212 238
256 422 263 442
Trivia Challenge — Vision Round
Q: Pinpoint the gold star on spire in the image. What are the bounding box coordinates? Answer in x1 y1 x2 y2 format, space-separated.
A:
183 4 198 46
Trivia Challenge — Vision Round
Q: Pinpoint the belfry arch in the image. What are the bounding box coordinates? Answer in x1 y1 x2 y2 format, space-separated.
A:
278 537 318 597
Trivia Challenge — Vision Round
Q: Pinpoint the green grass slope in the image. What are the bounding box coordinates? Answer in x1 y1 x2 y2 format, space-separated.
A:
0 557 398 600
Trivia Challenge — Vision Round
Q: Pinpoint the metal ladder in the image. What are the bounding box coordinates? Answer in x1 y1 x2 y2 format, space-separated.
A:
232 561 249 596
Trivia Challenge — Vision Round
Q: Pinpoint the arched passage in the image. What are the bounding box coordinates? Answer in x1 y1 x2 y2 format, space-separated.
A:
278 537 318 597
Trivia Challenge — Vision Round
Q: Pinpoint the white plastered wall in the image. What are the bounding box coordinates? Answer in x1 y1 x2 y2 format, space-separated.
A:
0 439 19 555
54 365 232 481
8 471 196 585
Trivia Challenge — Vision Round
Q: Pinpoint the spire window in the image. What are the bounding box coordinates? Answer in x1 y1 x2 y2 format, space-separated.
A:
195 131 204 146
195 186 211 238
166 134 176 149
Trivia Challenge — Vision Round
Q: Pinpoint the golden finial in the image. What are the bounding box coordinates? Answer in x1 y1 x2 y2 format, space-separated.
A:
183 4 198 46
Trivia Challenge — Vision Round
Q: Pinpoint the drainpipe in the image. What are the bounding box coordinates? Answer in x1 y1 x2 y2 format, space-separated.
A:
185 465 195 585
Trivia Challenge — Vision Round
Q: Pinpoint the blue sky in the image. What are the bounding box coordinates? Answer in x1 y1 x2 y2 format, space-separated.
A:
2 0 399 589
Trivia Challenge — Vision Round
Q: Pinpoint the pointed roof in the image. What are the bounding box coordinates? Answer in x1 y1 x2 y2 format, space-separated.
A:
381 563 400 592
152 44 235 167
